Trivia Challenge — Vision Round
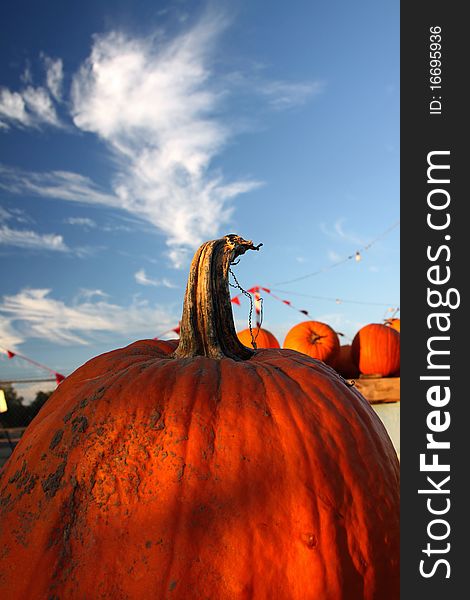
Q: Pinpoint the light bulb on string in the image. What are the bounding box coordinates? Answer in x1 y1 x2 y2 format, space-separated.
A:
0 389 7 413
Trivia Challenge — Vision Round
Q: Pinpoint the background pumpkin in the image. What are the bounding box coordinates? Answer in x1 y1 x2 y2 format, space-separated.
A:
0 236 399 600
237 326 280 349
352 323 400 377
283 320 340 365
385 318 400 332
332 344 360 379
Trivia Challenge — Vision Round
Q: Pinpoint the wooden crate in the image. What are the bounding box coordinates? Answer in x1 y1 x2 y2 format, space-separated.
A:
348 376 400 404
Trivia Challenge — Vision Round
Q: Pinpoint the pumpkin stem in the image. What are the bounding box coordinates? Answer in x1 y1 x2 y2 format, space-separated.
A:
174 234 262 360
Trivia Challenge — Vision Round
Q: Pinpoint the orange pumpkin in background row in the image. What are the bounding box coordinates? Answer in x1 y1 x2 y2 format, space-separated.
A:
283 320 340 365
237 326 280 349
352 323 400 377
0 236 399 600
332 344 360 379
385 318 400 333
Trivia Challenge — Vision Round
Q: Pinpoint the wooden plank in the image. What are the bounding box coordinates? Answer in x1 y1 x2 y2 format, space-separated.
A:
347 377 400 404
0 427 27 435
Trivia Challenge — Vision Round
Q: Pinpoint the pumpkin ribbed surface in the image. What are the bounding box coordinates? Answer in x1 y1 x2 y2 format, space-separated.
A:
237 327 280 349
283 320 340 365
0 342 398 599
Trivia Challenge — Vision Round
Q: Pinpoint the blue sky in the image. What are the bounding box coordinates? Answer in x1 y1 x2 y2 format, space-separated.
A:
0 0 399 398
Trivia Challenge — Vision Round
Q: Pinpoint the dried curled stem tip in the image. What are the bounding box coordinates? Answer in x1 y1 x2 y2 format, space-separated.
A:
225 234 263 259
175 235 262 360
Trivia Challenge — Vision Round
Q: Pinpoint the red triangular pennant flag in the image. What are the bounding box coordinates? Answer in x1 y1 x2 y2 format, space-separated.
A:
254 292 262 315
55 373 66 385
247 286 259 294
172 325 181 335
231 296 241 305
283 300 291 305
261 287 271 293
6 350 15 359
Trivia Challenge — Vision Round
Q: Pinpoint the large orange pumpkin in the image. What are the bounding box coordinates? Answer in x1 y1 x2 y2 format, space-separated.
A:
283 320 340 365
352 323 400 377
332 344 360 379
237 326 280 349
0 236 399 600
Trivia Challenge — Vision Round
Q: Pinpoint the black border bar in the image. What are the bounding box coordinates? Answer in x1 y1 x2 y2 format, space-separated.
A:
400 3 467 597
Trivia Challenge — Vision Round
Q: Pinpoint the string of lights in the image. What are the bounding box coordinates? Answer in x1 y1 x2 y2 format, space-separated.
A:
272 220 400 286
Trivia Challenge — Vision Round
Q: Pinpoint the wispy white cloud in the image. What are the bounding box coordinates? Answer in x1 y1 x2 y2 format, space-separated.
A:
0 14 319 266
20 62 33 85
0 210 95 256
135 269 157 287
64 215 139 233
0 52 64 129
0 206 12 221
320 218 365 246
0 288 177 346
0 164 118 206
0 84 61 129
259 80 324 110
0 206 33 224
223 69 324 112
0 225 69 252
75 288 109 301
64 216 97 228
0 315 24 349
134 269 177 288
0 88 30 125
43 55 64 101
68 22 262 265
22 86 61 127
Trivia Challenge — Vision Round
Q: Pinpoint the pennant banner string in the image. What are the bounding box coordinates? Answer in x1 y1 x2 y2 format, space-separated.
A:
153 325 181 340
232 287 310 319
268 288 399 308
0 346 66 384
259 288 310 317
231 287 398 314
